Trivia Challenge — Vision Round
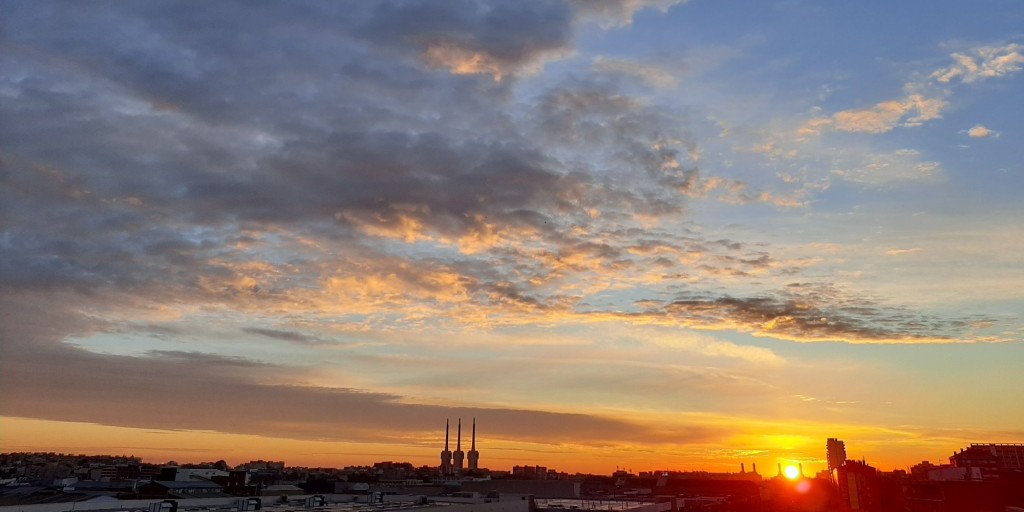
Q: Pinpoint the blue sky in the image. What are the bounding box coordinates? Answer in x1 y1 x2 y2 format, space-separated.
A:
1 0 1022 473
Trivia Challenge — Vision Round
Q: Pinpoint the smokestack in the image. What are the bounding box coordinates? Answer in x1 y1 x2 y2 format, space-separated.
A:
453 418 466 472
778 463 782 476
741 463 745 473
468 417 480 472
752 463 757 474
440 419 453 475
798 463 803 477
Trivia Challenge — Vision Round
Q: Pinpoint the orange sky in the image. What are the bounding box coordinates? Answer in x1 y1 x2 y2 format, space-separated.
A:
0 415 990 476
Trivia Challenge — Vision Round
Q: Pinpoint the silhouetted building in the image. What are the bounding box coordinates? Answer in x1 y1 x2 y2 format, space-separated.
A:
512 466 549 480
828 438 847 474
210 470 255 496
950 443 1024 479
838 459 879 512
906 480 1014 512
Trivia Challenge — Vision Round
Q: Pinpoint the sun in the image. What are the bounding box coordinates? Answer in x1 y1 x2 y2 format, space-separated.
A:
784 464 800 480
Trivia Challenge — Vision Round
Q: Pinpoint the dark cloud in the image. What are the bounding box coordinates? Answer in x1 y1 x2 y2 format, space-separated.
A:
0 1 653 302
657 285 981 343
145 350 272 368
242 327 324 346
571 0 686 27
534 86 701 200
358 0 575 79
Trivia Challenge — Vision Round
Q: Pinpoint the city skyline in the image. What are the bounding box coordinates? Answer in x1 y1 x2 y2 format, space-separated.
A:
2 1 1023 476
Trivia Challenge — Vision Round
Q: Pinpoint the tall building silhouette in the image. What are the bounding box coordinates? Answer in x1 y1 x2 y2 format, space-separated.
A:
827 438 847 482
453 418 465 473
468 417 480 471
440 419 452 475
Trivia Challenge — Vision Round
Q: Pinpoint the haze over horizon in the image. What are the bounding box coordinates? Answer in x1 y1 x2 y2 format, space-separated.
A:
1 0 1022 475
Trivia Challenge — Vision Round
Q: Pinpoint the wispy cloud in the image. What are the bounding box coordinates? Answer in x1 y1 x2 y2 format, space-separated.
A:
885 247 922 256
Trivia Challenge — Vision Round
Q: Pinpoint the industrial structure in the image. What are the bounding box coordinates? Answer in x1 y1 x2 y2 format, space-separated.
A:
468 418 480 472
439 419 452 475
439 418 480 475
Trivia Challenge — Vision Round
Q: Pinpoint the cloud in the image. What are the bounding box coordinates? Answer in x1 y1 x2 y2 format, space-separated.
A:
798 43 1024 141
931 43 1024 84
571 0 688 27
647 334 782 364
966 124 998 138
885 248 922 256
242 328 326 346
646 284 986 344
359 1 576 81
801 94 946 135
831 149 940 185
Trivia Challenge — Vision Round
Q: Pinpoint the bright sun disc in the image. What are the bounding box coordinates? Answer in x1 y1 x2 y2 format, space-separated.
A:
784 465 800 479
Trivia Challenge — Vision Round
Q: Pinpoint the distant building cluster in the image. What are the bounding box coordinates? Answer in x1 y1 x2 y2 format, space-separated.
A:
2 438 1023 511
824 439 1024 512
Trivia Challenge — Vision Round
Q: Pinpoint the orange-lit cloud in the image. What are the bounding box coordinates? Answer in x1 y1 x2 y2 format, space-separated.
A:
801 95 946 135
931 43 1024 84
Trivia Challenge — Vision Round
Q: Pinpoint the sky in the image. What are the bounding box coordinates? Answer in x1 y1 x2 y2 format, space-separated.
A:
1 0 1023 476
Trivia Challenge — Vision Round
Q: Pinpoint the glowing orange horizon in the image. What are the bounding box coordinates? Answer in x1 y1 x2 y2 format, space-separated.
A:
0 416 967 477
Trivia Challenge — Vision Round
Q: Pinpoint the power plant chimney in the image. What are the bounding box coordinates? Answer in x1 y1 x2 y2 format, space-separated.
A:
440 419 452 474
468 417 480 471
453 418 465 472
752 463 757 474
741 463 745 473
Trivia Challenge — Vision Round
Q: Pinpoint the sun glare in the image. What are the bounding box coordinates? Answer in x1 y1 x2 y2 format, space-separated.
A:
784 464 800 480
